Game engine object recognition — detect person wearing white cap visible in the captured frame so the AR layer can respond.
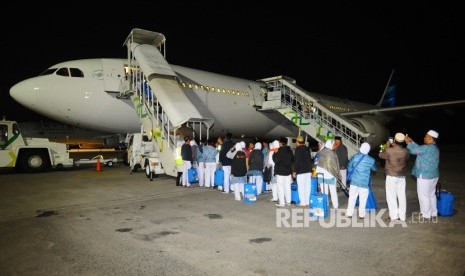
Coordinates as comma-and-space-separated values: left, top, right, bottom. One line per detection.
316, 139, 341, 209
273, 137, 295, 207
227, 143, 248, 201
346, 142, 377, 218
404, 130, 440, 219
379, 133, 410, 221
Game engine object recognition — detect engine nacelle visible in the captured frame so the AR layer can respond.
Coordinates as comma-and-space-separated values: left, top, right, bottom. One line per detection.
349, 117, 390, 150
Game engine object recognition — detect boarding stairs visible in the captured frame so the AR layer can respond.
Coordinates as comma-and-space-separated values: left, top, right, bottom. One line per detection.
258, 76, 371, 157
119, 28, 214, 177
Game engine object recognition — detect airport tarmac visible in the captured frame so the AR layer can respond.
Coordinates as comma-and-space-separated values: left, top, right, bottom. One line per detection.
0, 145, 464, 276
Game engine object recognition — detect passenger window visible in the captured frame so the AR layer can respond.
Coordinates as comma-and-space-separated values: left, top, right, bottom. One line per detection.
56, 68, 70, 77
70, 68, 84, 78
0, 125, 7, 146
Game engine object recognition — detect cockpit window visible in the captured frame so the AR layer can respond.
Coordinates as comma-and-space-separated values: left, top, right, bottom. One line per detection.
39, 68, 57, 76
70, 68, 84, 78
56, 67, 70, 77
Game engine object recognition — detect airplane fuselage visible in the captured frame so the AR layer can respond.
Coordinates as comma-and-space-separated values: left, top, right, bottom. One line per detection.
10, 58, 392, 146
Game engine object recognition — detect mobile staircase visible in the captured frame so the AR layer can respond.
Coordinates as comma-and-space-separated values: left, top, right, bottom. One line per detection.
119, 28, 213, 177
259, 76, 371, 157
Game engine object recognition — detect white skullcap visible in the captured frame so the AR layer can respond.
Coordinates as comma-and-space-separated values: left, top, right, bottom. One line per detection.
235, 143, 242, 151
360, 142, 371, 154
427, 130, 439, 139
394, 133, 405, 143
325, 139, 334, 149
189, 140, 197, 146
240, 141, 246, 149
254, 142, 262, 150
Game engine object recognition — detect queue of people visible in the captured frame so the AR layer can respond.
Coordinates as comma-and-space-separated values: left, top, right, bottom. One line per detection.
176, 129, 441, 221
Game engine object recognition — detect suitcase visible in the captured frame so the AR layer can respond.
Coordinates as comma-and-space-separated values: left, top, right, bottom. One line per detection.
291, 183, 300, 204
214, 168, 224, 187
437, 190, 454, 216
188, 167, 198, 183
244, 183, 257, 204
310, 173, 329, 218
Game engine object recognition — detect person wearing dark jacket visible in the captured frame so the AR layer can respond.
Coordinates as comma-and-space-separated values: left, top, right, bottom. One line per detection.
227, 143, 248, 201
273, 137, 295, 207
293, 136, 312, 206
219, 133, 234, 193
334, 136, 349, 189
248, 142, 264, 195
181, 136, 193, 187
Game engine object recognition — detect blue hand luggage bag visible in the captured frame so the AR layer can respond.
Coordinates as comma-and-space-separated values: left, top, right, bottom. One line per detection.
244, 183, 257, 204
310, 173, 329, 218
188, 167, 198, 183
214, 168, 224, 187
291, 183, 300, 204
437, 190, 454, 216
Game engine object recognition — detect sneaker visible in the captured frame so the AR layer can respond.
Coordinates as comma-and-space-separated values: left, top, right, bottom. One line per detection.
270, 199, 278, 202
275, 203, 285, 207
222, 191, 229, 194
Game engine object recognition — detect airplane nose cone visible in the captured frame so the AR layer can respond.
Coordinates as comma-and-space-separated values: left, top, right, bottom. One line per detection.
9, 79, 37, 108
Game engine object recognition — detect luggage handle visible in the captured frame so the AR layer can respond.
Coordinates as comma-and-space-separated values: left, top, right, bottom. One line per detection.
316, 173, 325, 193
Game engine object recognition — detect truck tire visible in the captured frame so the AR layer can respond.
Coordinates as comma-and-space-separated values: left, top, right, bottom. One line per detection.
18, 149, 51, 173
106, 160, 114, 167
145, 160, 157, 180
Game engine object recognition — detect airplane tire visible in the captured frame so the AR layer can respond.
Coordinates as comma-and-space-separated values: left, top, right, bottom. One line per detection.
18, 149, 50, 173
106, 161, 114, 167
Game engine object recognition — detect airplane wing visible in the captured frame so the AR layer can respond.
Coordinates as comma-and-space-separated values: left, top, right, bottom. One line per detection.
340, 99, 465, 117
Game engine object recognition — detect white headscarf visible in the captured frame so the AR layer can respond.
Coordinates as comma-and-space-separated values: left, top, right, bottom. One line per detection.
240, 141, 246, 149
254, 142, 262, 150
268, 140, 280, 167
235, 142, 242, 151
325, 139, 334, 149
360, 142, 371, 154
190, 140, 197, 146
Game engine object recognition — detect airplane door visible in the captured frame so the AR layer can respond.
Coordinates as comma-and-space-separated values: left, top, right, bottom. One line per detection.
248, 82, 264, 107
102, 59, 125, 92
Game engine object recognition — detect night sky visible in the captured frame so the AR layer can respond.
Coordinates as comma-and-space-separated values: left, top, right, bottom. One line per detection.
1, 2, 464, 143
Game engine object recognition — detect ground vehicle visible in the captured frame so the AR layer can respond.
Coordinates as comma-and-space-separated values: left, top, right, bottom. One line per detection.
74, 155, 118, 168
127, 133, 164, 180
0, 119, 73, 172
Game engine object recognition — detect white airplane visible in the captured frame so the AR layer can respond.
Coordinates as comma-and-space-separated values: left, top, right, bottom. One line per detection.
9, 58, 465, 149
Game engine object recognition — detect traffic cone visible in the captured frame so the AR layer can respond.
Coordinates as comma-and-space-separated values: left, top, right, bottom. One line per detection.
96, 158, 102, 172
